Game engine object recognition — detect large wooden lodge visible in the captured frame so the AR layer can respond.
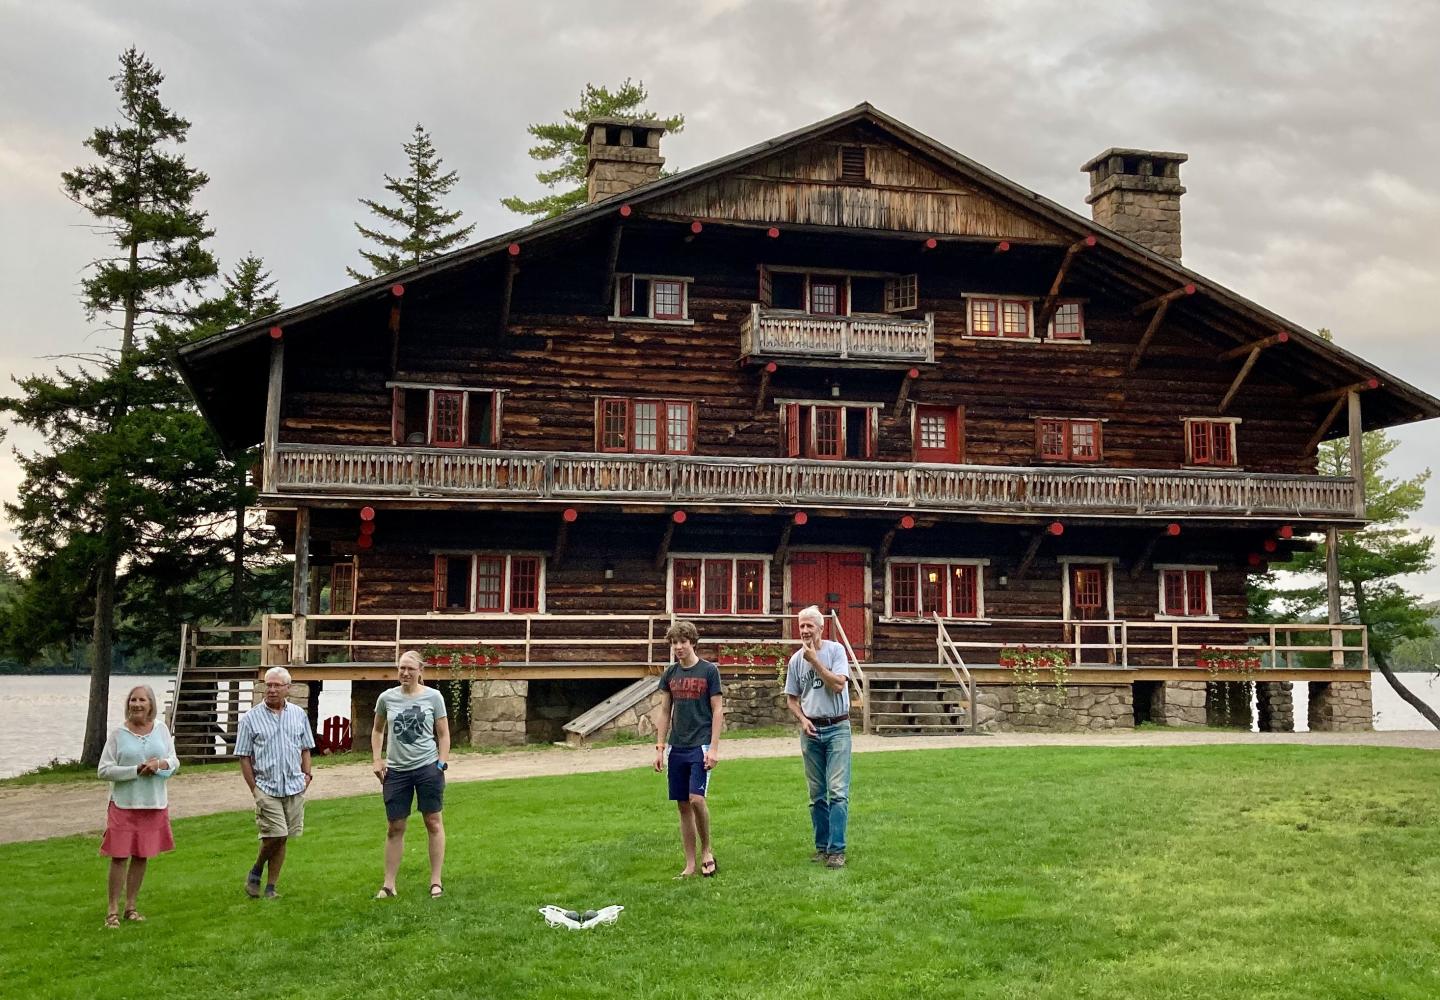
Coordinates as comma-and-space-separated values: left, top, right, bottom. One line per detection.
174, 104, 1440, 751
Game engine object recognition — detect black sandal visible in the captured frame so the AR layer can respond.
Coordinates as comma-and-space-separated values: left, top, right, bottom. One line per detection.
430, 883, 444, 898
701, 858, 718, 877
374, 886, 397, 899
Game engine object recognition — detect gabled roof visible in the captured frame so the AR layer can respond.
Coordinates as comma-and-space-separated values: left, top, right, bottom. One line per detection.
179, 102, 1440, 429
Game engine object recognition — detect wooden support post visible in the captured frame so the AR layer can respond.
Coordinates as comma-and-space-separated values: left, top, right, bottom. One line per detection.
1218, 347, 1261, 414
1303, 394, 1347, 456
1126, 298, 1171, 373
1326, 525, 1344, 666
263, 334, 284, 493
876, 527, 897, 565
1129, 523, 1181, 580
1014, 532, 1045, 581
894, 367, 919, 416
775, 522, 793, 566
497, 258, 518, 336
754, 361, 777, 418
653, 511, 685, 570
1217, 330, 1288, 362
1348, 390, 1365, 518
600, 223, 624, 308
1036, 235, 1095, 332
387, 285, 404, 376
553, 509, 578, 569
291, 506, 310, 665
1299, 377, 1379, 406
1131, 283, 1197, 316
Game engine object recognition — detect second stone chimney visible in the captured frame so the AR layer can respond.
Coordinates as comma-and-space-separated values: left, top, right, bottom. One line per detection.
1081, 148, 1188, 261
584, 117, 667, 203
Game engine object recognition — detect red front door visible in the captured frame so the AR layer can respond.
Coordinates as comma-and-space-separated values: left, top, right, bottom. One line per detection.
914, 405, 961, 464
789, 551, 868, 659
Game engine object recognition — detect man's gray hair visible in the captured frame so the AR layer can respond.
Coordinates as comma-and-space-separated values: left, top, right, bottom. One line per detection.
264, 666, 292, 685
797, 605, 826, 626
398, 649, 426, 670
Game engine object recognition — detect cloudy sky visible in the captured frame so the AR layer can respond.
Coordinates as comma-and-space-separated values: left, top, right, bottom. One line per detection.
2, 0, 1437, 596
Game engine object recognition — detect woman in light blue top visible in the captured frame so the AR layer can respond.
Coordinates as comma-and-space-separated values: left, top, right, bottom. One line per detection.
97, 685, 178, 929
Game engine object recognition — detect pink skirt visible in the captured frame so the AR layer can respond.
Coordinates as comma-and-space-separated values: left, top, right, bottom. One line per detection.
99, 801, 174, 858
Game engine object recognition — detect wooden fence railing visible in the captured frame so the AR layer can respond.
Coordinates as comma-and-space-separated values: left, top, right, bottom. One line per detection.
271, 446, 1359, 519
741, 305, 935, 362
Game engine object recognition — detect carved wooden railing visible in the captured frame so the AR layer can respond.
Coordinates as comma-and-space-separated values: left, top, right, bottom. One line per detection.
741, 304, 935, 362
272, 445, 1360, 519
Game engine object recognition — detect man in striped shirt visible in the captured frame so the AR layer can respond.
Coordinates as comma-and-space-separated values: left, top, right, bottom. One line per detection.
236, 666, 316, 898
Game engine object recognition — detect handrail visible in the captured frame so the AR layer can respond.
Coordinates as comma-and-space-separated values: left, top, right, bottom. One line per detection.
270, 443, 1360, 519
825, 611, 868, 732
933, 616, 976, 733
167, 623, 191, 729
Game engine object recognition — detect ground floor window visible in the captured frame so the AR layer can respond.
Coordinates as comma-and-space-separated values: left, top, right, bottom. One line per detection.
886, 559, 986, 619
669, 555, 770, 615
327, 561, 356, 615
1157, 565, 1214, 618
432, 553, 545, 613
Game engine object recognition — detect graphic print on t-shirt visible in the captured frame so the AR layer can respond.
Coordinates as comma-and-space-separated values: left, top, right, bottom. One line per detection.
392, 705, 428, 744
670, 675, 710, 700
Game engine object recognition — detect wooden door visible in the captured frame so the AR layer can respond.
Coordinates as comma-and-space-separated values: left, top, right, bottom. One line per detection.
914, 405, 961, 464
789, 552, 869, 659
1067, 565, 1113, 665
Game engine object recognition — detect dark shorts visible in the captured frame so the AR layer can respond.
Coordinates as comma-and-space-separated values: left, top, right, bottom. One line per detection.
383, 763, 445, 821
667, 745, 710, 802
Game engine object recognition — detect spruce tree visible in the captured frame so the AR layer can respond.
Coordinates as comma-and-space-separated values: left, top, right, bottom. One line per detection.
348, 124, 475, 281
0, 48, 219, 765
502, 80, 685, 219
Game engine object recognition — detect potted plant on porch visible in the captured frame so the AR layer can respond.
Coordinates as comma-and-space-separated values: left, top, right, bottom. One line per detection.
1194, 645, 1263, 679
998, 645, 1071, 702
717, 642, 791, 680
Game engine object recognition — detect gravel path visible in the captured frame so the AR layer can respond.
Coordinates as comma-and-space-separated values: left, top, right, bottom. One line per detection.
4, 729, 1436, 846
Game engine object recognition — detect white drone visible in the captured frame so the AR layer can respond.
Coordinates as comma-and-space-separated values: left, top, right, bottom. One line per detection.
538, 904, 624, 930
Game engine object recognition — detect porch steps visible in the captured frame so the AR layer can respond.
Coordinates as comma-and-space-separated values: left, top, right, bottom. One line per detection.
166, 665, 261, 763
865, 678, 973, 736
563, 676, 661, 746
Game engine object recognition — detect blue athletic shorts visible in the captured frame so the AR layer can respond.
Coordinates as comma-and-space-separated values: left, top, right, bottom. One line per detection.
383, 763, 445, 821
666, 745, 710, 801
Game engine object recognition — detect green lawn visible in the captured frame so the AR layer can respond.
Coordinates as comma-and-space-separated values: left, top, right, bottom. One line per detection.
6, 746, 1440, 999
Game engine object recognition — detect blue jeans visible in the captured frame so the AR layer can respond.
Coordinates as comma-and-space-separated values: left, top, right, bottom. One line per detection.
801, 722, 851, 854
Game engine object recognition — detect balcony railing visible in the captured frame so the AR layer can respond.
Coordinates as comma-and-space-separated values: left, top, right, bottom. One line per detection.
271, 444, 1360, 519
741, 304, 935, 362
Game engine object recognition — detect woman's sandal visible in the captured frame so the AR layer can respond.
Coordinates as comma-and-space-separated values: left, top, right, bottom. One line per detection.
123, 908, 146, 922
374, 886, 397, 899
103, 913, 120, 930
701, 858, 718, 877
430, 883, 444, 898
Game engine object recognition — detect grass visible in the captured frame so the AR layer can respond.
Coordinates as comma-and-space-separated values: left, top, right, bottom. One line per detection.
5, 745, 1440, 999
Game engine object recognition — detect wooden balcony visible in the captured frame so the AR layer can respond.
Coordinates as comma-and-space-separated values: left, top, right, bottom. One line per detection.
270, 445, 1360, 520
740, 304, 935, 362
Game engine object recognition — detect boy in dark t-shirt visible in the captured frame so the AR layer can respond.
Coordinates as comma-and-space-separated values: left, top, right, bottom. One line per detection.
653, 620, 724, 878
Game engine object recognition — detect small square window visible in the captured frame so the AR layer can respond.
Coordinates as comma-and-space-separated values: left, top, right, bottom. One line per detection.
1051, 302, 1084, 340
1001, 300, 1030, 337
970, 298, 998, 336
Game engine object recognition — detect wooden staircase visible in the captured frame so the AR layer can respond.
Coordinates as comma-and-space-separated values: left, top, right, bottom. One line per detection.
165, 624, 264, 763
860, 618, 977, 736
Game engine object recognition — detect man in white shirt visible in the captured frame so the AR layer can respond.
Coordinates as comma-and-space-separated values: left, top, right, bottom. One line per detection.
235, 666, 315, 898
783, 605, 852, 869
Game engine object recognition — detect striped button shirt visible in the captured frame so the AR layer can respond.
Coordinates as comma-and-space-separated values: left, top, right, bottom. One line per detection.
235, 702, 316, 797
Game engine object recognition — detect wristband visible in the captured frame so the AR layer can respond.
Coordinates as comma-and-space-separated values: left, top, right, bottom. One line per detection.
436, 761, 448, 772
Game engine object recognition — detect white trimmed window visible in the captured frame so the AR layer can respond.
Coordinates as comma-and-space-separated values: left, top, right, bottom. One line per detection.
1047, 301, 1086, 341
389, 383, 503, 447
612, 274, 693, 323
1157, 565, 1216, 619
432, 553, 545, 613
781, 401, 880, 460
1184, 418, 1239, 466
596, 397, 695, 454
1036, 417, 1102, 462
886, 559, 987, 619
760, 267, 919, 315
668, 555, 771, 615
965, 295, 1034, 339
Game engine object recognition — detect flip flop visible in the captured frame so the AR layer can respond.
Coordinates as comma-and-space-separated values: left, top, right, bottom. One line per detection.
430, 883, 444, 898
701, 858, 718, 877
374, 886, 397, 899
123, 908, 146, 922
103, 913, 120, 930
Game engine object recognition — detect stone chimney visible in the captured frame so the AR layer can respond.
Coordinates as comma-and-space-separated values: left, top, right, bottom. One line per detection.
584, 117, 667, 203
1081, 148, 1188, 261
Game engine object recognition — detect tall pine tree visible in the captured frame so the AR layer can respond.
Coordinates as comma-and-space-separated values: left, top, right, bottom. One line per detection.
348, 124, 475, 281
502, 80, 684, 219
1, 48, 220, 765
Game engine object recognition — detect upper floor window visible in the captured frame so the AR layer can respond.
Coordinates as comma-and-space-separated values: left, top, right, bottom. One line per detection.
1185, 419, 1238, 467
1048, 301, 1086, 341
391, 384, 501, 447
432, 553, 544, 613
1158, 566, 1214, 619
760, 267, 919, 316
913, 404, 964, 464
612, 274, 692, 323
783, 402, 877, 460
887, 560, 986, 619
966, 296, 1033, 339
595, 397, 695, 454
669, 555, 770, 615
1036, 417, 1102, 462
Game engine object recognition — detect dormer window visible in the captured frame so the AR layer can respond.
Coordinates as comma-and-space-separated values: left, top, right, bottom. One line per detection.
612, 274, 693, 323
1048, 301, 1086, 340
965, 295, 1034, 339
760, 267, 918, 316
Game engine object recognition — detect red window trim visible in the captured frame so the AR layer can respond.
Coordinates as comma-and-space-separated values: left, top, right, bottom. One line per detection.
1036, 418, 1102, 463
671, 556, 768, 615
395, 387, 500, 447
430, 390, 465, 448
651, 279, 686, 321
735, 560, 765, 614
615, 273, 691, 320
1049, 301, 1086, 340
330, 561, 356, 615
1187, 420, 1236, 466
968, 296, 1033, 339
473, 556, 506, 613
596, 397, 696, 455
889, 561, 981, 619
913, 404, 965, 464
1161, 568, 1212, 617
784, 403, 877, 461
702, 559, 733, 614
1071, 567, 1105, 612
673, 558, 701, 614
509, 556, 541, 613
432, 554, 544, 614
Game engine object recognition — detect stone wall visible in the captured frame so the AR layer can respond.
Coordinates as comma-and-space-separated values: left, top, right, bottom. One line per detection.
1255, 682, 1295, 733
975, 684, 1134, 732
470, 679, 528, 747
1153, 680, 1207, 726
350, 680, 388, 754
1308, 680, 1373, 732
585, 678, 793, 744
587, 690, 663, 744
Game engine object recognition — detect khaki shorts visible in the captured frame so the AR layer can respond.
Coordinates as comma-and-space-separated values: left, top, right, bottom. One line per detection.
254, 790, 305, 839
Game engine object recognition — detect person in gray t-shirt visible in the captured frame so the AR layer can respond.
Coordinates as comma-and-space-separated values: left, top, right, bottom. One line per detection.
653, 620, 724, 879
783, 606, 853, 868
371, 650, 450, 899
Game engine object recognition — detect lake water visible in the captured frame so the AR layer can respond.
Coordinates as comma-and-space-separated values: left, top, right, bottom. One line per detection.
0, 675, 352, 779
2, 672, 1436, 779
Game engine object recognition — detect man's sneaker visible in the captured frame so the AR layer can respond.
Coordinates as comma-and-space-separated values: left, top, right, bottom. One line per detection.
244, 873, 261, 898
809, 850, 827, 863
824, 852, 847, 869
